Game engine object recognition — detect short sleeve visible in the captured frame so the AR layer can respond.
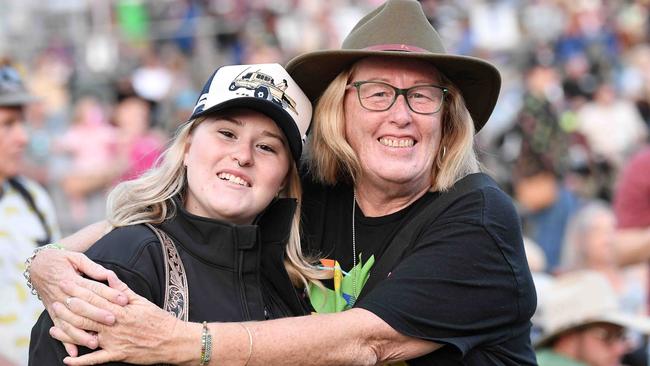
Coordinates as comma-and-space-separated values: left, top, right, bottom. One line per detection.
356, 187, 537, 358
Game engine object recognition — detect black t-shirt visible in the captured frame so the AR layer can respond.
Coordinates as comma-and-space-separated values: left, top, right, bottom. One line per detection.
301, 173, 538, 365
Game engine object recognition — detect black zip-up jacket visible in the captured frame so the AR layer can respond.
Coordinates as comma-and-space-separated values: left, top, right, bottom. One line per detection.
29, 198, 307, 365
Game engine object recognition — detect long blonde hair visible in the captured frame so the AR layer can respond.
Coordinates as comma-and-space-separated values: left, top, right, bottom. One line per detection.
106, 114, 325, 288
307, 62, 480, 191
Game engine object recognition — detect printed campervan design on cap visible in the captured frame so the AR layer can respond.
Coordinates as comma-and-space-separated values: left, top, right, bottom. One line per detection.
228, 67, 299, 115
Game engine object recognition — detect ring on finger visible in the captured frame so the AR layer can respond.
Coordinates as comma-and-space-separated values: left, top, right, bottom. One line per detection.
65, 296, 74, 308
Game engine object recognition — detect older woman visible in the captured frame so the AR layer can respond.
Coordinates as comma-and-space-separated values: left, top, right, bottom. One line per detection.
27, 0, 536, 364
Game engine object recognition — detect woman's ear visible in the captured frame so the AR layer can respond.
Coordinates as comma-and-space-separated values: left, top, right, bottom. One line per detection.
183, 136, 192, 167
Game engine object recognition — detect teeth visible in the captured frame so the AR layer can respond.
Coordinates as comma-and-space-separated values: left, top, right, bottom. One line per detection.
217, 173, 250, 187
379, 137, 414, 148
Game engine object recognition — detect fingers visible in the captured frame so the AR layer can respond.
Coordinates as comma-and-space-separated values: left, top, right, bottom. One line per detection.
64, 349, 115, 366
46, 302, 83, 355
49, 325, 77, 345
75, 277, 127, 311
67, 290, 117, 325
63, 342, 79, 358
51, 302, 101, 348
68, 254, 128, 306
60, 280, 120, 325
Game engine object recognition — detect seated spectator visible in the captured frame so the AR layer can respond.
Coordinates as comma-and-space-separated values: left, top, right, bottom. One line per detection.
535, 270, 650, 366
612, 145, 650, 267
512, 152, 582, 273
560, 200, 648, 365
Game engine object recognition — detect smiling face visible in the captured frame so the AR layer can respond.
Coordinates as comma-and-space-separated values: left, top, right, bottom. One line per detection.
0, 107, 28, 183
344, 57, 443, 194
183, 108, 291, 225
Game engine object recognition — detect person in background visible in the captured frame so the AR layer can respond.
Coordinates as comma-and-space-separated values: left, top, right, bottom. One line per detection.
27, 1, 537, 364
0, 64, 60, 365
54, 96, 117, 228
535, 270, 650, 366
110, 96, 165, 182
511, 151, 582, 273
612, 145, 650, 268
560, 200, 648, 365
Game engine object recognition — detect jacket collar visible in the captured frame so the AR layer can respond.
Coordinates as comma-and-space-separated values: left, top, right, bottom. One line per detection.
160, 197, 297, 266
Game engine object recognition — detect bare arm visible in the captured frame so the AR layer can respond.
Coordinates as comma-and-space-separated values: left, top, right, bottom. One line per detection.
614, 227, 650, 266
52, 287, 440, 365
193, 309, 441, 365
57, 220, 112, 252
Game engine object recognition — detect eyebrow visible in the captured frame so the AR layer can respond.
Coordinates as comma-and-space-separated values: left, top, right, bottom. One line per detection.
219, 116, 286, 145
359, 77, 441, 85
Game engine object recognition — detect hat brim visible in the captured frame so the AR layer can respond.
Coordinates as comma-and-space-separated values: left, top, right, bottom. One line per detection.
0, 92, 40, 107
535, 312, 650, 348
191, 97, 302, 163
286, 50, 501, 133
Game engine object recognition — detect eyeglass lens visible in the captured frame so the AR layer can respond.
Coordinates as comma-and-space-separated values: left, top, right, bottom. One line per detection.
356, 82, 444, 114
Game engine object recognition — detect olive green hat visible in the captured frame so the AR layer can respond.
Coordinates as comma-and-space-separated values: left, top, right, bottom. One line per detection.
285, 0, 501, 132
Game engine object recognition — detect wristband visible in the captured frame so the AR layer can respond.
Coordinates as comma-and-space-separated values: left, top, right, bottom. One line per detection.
23, 242, 64, 299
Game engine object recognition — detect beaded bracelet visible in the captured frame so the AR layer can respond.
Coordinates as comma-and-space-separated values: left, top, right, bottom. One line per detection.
23, 242, 64, 300
200, 321, 212, 365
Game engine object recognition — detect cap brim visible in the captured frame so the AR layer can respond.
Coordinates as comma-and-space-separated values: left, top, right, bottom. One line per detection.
286, 50, 501, 133
0, 92, 40, 107
191, 97, 302, 163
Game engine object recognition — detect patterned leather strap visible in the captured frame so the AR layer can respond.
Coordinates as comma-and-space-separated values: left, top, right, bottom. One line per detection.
145, 223, 189, 321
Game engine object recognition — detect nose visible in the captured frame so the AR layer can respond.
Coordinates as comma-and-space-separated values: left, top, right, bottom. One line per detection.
231, 143, 253, 167
389, 94, 413, 127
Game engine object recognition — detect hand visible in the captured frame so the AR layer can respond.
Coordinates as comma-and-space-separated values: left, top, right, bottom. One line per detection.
30, 249, 128, 353
50, 287, 184, 365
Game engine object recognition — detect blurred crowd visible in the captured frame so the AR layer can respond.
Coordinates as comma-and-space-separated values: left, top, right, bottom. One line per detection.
2, 0, 650, 365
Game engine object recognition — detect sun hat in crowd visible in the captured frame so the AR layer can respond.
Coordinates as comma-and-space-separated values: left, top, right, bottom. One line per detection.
0, 65, 40, 107
189, 63, 312, 164
534, 270, 650, 347
285, 0, 501, 133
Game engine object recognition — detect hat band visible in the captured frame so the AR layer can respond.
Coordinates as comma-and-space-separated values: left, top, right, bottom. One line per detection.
363, 44, 429, 52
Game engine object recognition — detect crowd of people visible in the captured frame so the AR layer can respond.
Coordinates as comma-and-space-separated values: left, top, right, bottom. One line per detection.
1, 0, 650, 365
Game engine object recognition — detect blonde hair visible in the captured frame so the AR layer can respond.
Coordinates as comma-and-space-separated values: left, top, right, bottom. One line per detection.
307, 62, 480, 192
107, 114, 325, 288
560, 200, 615, 271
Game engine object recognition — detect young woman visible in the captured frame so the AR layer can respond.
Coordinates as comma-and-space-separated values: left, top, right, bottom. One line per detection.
28, 63, 323, 365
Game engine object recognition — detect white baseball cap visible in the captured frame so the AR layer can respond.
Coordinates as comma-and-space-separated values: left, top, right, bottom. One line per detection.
189, 63, 312, 163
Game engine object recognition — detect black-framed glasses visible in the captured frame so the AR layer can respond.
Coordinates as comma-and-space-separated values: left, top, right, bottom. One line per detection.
346, 80, 447, 115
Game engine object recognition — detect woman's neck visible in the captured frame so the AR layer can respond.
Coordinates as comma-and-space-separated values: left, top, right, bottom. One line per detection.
353, 177, 430, 217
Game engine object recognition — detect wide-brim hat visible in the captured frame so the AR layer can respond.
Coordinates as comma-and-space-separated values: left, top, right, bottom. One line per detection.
189, 63, 312, 163
285, 0, 501, 133
0, 65, 40, 107
534, 270, 650, 348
